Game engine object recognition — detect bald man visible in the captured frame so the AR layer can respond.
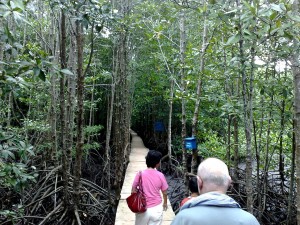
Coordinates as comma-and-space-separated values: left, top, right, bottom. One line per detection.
171, 158, 260, 225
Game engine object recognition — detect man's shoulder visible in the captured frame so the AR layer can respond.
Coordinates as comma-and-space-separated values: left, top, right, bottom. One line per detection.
172, 206, 259, 225
238, 209, 260, 224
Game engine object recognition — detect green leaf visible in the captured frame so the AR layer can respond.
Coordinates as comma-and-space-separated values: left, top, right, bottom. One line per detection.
5, 76, 17, 83
224, 9, 237, 15
33, 67, 40, 77
282, 89, 287, 98
0, 61, 9, 65
284, 31, 293, 39
270, 12, 277, 20
287, 11, 300, 23
243, 1, 256, 15
276, 20, 281, 28
3, 11, 11, 17
11, 0, 25, 11
12, 166, 20, 175
225, 34, 239, 45
26, 148, 34, 156
270, 4, 283, 12
1, 150, 15, 159
60, 69, 74, 76
19, 141, 26, 148
0, 134, 13, 141
4, 24, 14, 42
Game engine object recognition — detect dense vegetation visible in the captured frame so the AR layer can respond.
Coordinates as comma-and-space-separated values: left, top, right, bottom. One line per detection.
1, 0, 300, 224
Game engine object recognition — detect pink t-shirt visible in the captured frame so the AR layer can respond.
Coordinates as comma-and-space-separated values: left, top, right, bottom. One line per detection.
133, 169, 168, 208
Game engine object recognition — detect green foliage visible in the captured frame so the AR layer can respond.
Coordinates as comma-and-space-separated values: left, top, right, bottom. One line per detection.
0, 162, 36, 190
198, 131, 227, 159
0, 128, 37, 191
83, 142, 101, 152
171, 134, 183, 155
83, 125, 103, 153
0, 0, 27, 22
84, 125, 103, 137
0, 205, 24, 224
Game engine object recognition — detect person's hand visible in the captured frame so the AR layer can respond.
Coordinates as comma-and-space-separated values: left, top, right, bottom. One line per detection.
163, 203, 168, 211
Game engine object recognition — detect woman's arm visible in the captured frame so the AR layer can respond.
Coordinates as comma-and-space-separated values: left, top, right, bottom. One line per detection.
162, 190, 168, 211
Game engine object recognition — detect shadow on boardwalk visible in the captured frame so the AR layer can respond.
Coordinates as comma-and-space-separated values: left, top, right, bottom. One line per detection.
115, 131, 175, 225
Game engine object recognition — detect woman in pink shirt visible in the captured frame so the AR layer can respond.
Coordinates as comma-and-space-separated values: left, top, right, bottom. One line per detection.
131, 150, 168, 225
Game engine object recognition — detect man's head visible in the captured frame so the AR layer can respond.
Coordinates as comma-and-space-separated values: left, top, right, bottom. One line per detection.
197, 158, 231, 194
146, 150, 162, 168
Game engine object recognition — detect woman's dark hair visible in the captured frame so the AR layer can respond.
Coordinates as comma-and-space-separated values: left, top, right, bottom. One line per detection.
146, 150, 162, 168
189, 176, 199, 193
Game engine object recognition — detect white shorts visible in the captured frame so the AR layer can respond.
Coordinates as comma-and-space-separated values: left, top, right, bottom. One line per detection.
135, 203, 163, 225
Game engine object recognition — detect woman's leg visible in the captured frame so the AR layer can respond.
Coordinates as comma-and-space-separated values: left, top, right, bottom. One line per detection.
148, 204, 163, 225
135, 211, 149, 225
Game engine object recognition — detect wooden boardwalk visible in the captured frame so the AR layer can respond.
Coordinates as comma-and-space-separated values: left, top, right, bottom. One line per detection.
115, 131, 175, 225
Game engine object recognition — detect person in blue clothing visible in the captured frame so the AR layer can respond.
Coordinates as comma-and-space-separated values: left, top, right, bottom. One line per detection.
171, 157, 260, 225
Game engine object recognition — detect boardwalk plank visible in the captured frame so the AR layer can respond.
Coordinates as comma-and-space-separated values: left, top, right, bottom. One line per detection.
115, 132, 175, 224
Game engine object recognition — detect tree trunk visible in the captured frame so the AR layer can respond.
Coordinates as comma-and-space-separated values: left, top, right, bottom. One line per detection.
232, 116, 239, 189
59, 10, 71, 208
291, 46, 300, 225
73, 20, 84, 221
7, 91, 12, 127
291, 1, 300, 223
105, 81, 115, 200
113, 0, 130, 199
226, 115, 231, 162
49, 16, 60, 162
66, 32, 76, 163
49, 72, 58, 161
279, 97, 285, 193
238, 11, 255, 212
191, 2, 208, 174
179, 9, 188, 188
168, 78, 174, 166
287, 120, 296, 225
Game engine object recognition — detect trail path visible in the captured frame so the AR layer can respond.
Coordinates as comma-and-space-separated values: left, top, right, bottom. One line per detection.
115, 131, 175, 225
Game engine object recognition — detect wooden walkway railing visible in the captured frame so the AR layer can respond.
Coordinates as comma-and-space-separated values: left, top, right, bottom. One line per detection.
115, 131, 175, 225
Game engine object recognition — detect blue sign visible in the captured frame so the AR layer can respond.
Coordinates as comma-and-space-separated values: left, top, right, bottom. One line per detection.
185, 137, 197, 150
154, 121, 165, 132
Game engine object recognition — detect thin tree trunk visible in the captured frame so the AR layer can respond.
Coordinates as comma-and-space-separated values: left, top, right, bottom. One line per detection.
232, 116, 239, 189
49, 17, 60, 162
287, 120, 296, 225
291, 45, 300, 225
59, 10, 70, 207
105, 81, 115, 201
179, 9, 188, 187
113, 0, 130, 198
49, 72, 57, 161
156, 28, 175, 168
86, 23, 96, 142
0, 19, 3, 64
73, 19, 84, 210
279, 98, 285, 193
238, 10, 255, 212
7, 91, 12, 127
191, 2, 208, 174
290, 1, 300, 223
66, 33, 76, 165
227, 115, 231, 162
168, 78, 174, 166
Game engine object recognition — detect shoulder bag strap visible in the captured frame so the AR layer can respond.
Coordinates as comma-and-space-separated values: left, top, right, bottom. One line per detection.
138, 171, 144, 193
